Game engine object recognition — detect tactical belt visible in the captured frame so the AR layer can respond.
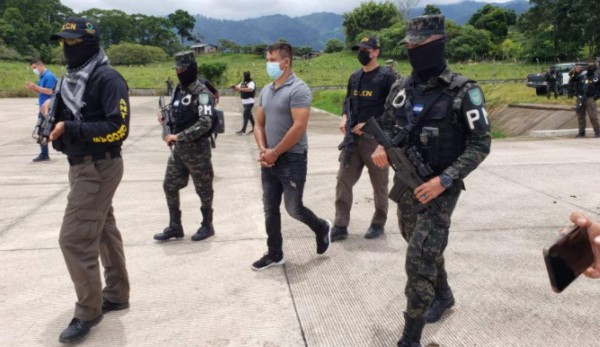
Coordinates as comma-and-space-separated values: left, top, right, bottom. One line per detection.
68, 148, 121, 166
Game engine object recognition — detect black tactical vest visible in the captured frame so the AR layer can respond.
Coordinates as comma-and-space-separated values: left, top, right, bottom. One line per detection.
240, 80, 255, 99
170, 82, 215, 134
394, 74, 468, 176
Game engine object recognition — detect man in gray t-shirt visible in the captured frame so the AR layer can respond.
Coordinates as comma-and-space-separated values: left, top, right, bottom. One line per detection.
251, 43, 333, 271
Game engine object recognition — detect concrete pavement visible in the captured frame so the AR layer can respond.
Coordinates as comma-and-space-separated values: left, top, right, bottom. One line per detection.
0, 96, 599, 347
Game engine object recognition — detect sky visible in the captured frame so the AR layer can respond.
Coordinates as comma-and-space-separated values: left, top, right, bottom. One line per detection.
60, 0, 517, 20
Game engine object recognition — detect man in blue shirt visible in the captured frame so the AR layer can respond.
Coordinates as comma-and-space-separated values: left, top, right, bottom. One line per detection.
26, 60, 57, 162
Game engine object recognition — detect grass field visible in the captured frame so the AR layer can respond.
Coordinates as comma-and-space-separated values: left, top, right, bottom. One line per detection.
2, 52, 574, 117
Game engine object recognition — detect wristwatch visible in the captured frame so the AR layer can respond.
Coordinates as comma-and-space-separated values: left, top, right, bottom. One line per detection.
440, 174, 453, 188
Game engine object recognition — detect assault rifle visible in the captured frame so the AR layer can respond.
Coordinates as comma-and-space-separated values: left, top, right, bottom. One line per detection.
159, 95, 173, 150
362, 117, 440, 212
35, 77, 63, 146
338, 99, 356, 167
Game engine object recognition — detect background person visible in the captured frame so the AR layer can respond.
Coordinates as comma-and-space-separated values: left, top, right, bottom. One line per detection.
546, 66, 558, 99
574, 63, 600, 138
232, 71, 256, 135
385, 59, 401, 79
25, 59, 57, 162
371, 15, 491, 347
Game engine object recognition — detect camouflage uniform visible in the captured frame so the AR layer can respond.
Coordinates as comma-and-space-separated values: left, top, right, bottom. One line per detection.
164, 115, 214, 210
381, 15, 491, 347
155, 51, 217, 242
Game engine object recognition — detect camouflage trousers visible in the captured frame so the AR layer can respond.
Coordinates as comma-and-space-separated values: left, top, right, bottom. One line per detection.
163, 138, 214, 211
397, 180, 461, 318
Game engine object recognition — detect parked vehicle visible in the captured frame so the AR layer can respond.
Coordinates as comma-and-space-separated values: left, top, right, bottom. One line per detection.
526, 62, 588, 96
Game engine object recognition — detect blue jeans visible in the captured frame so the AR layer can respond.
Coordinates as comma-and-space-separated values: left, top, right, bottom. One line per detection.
261, 152, 325, 258
38, 112, 49, 157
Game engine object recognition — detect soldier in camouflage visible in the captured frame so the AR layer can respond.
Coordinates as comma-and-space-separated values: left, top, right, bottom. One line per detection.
371, 15, 491, 347
154, 51, 217, 242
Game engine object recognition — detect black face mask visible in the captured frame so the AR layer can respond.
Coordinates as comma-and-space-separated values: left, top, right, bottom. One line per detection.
357, 51, 372, 66
243, 73, 251, 82
177, 62, 198, 87
407, 38, 447, 80
64, 39, 100, 69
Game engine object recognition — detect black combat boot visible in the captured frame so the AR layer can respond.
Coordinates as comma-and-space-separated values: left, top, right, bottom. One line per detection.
397, 313, 426, 347
191, 207, 215, 241
425, 287, 455, 323
154, 209, 184, 241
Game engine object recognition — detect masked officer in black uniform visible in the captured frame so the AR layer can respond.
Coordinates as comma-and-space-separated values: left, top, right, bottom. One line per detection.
371, 15, 491, 347
154, 51, 217, 242
48, 17, 131, 344
546, 66, 559, 99
332, 36, 397, 241
575, 63, 600, 137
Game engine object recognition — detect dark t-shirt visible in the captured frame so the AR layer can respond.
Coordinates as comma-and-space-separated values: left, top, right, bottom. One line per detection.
343, 66, 396, 124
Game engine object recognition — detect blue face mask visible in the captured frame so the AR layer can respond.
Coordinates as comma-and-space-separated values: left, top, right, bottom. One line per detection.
266, 61, 284, 80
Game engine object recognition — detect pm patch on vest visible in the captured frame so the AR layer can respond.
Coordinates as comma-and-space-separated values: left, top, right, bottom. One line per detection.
462, 86, 489, 134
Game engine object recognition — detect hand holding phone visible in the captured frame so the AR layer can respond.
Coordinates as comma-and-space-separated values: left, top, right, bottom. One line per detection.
543, 225, 594, 292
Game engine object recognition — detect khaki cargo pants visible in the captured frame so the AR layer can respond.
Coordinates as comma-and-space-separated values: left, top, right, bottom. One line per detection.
59, 156, 129, 321
334, 135, 389, 228
577, 97, 600, 135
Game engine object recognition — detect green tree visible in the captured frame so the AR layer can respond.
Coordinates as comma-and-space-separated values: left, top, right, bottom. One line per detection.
131, 14, 182, 55
342, 1, 401, 49
376, 22, 406, 58
79, 9, 133, 48
423, 5, 442, 15
324, 39, 344, 53
573, 0, 600, 56
446, 25, 494, 61
468, 4, 517, 44
218, 39, 241, 53
1, 8, 31, 56
296, 46, 313, 58
518, 0, 582, 61
168, 9, 196, 44
0, 0, 72, 57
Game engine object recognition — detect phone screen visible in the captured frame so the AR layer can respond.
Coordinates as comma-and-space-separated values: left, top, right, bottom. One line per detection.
543, 225, 594, 292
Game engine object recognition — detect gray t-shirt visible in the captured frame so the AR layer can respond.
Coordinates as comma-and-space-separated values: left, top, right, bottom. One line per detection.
258, 74, 311, 154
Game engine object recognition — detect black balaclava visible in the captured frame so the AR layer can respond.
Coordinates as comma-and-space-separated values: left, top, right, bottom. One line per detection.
358, 50, 372, 66
407, 37, 447, 81
587, 65, 596, 75
177, 61, 198, 87
64, 37, 100, 69
243, 72, 251, 82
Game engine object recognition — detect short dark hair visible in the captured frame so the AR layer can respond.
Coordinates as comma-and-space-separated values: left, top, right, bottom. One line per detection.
267, 43, 293, 65
30, 59, 43, 66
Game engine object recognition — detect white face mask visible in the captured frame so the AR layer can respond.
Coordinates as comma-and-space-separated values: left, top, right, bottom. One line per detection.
32, 68, 40, 76
266, 61, 284, 80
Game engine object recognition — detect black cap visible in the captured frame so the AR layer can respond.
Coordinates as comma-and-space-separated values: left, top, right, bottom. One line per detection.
352, 36, 380, 50
401, 15, 445, 45
174, 51, 196, 69
50, 17, 100, 40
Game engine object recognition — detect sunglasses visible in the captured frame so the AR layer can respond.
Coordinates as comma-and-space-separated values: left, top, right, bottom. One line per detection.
58, 38, 84, 47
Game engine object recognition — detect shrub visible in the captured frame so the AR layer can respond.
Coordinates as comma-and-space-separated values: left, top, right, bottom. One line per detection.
198, 62, 227, 86
106, 43, 168, 65
0, 45, 21, 61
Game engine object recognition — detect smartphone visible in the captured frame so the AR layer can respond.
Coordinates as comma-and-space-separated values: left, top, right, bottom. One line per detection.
543, 225, 594, 293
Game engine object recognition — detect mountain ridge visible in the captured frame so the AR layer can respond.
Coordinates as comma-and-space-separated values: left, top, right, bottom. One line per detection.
193, 0, 529, 50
